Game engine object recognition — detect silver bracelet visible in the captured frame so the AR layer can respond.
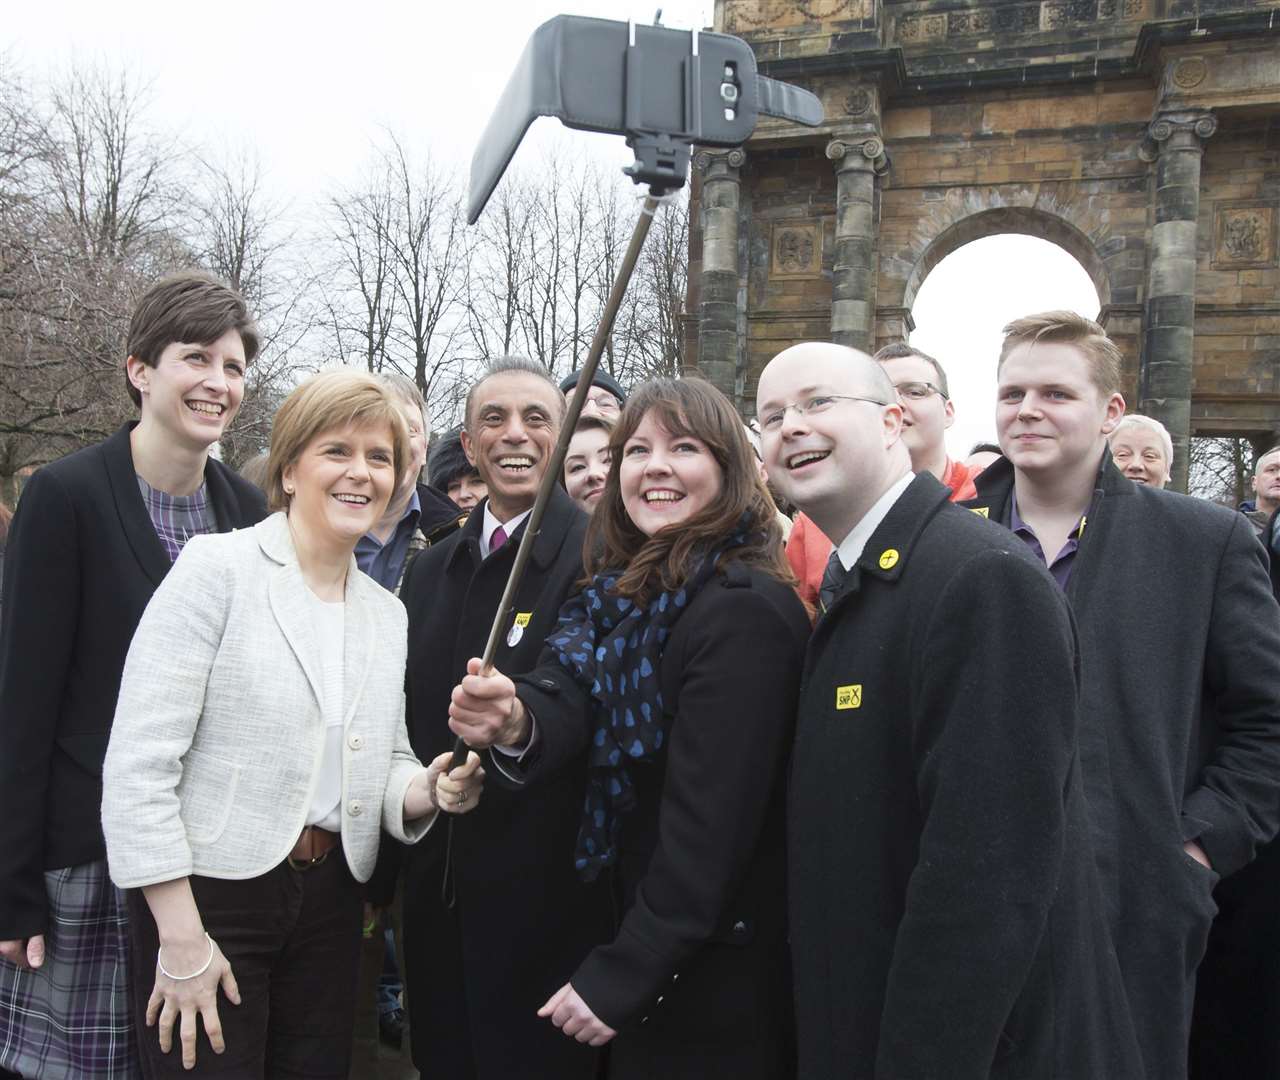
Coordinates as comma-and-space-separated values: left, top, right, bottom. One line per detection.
157, 932, 215, 981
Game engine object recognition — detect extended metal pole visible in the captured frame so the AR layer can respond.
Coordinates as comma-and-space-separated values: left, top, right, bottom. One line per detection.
450, 193, 662, 768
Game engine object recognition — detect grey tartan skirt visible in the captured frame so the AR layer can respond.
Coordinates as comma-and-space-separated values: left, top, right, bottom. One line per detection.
0, 859, 140, 1079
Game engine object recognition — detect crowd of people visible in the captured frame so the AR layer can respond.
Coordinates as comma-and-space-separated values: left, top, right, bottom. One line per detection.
0, 270, 1278, 1080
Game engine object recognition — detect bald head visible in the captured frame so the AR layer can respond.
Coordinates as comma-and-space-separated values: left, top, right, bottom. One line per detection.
760, 343, 895, 410
756, 341, 908, 544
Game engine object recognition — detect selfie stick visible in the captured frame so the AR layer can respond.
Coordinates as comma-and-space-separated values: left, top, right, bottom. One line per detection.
449, 194, 661, 769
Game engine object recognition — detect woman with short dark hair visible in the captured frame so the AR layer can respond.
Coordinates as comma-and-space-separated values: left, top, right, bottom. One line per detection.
0, 271, 267, 1079
448, 377, 809, 1078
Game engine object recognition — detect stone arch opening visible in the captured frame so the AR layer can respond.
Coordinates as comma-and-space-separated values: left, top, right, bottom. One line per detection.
905, 232, 1104, 458
901, 207, 1114, 319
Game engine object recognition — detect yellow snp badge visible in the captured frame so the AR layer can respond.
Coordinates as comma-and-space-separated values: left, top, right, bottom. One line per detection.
507, 612, 533, 648
836, 684, 863, 710
878, 549, 899, 570
970, 506, 990, 518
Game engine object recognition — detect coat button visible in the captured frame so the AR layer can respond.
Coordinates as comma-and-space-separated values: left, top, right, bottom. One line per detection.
347, 799, 364, 817
538, 678, 557, 690
656, 995, 665, 1005
732, 919, 747, 936
348, 734, 364, 750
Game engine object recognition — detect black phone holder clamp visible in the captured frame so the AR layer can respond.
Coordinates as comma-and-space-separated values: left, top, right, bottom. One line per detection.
467, 15, 825, 223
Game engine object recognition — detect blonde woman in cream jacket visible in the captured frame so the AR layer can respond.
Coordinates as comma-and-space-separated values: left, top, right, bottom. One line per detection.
103, 370, 484, 1078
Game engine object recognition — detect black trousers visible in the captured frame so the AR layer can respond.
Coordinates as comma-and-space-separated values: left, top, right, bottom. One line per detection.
127, 853, 363, 1079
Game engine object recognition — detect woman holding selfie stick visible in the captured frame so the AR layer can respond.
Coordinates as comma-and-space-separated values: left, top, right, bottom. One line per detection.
448, 377, 808, 1079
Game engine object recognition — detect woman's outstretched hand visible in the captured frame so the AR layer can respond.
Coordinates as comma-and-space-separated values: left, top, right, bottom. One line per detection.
448, 658, 530, 749
539, 982, 617, 1047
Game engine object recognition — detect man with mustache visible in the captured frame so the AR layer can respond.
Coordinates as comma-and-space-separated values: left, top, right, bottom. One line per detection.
397, 357, 613, 1080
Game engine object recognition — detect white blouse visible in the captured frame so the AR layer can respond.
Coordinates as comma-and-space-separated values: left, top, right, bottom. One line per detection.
305, 591, 346, 832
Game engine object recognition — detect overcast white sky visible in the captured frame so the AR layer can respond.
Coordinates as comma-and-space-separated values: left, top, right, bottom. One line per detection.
6, 1, 1100, 460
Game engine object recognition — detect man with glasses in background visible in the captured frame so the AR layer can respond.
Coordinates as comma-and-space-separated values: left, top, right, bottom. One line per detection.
783, 342, 979, 605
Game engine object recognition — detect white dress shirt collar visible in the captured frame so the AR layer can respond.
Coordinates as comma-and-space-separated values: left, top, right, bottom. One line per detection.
481, 502, 533, 558
834, 472, 915, 572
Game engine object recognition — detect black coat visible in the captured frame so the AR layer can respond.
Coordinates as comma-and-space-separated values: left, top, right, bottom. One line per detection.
1189, 503, 1280, 1080
510, 562, 809, 1080
0, 424, 266, 938
398, 487, 615, 1079
967, 455, 1280, 1080
792, 473, 1143, 1079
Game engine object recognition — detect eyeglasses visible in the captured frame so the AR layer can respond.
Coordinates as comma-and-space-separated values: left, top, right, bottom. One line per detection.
758, 394, 889, 432
894, 381, 946, 401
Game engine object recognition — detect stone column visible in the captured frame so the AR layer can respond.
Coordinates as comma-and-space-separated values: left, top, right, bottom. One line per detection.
826, 133, 888, 353
1138, 109, 1217, 492
694, 149, 745, 402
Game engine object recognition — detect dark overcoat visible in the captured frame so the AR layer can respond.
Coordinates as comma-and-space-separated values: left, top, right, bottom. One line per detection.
0, 423, 266, 939
398, 486, 615, 1079
510, 562, 809, 1080
792, 472, 1143, 1079
1190, 502, 1280, 1079
966, 455, 1280, 1080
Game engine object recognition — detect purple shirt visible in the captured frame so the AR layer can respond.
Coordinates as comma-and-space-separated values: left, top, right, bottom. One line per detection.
1008, 490, 1086, 591
136, 475, 219, 562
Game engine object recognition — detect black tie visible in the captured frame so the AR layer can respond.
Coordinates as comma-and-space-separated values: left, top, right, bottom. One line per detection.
818, 549, 847, 615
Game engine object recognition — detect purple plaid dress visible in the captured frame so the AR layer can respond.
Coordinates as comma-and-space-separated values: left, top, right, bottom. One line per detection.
0, 477, 216, 1079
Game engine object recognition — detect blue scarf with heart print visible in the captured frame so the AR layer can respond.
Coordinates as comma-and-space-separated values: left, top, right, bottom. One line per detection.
546, 523, 752, 882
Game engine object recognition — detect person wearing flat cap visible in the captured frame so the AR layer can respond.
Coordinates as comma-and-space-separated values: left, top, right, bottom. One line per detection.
559, 368, 627, 420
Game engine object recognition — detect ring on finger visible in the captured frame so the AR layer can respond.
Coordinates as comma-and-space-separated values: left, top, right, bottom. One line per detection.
457, 790, 467, 806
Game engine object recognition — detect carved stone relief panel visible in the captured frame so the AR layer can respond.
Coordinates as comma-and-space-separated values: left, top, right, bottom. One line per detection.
723, 0, 873, 32
1212, 202, 1277, 269
771, 223, 824, 278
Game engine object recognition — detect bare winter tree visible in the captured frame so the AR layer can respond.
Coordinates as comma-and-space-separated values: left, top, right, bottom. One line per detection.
383, 136, 469, 418
611, 189, 688, 386
191, 150, 316, 467
464, 148, 688, 398
323, 134, 472, 424
323, 163, 397, 375
0, 61, 186, 503
464, 177, 531, 362
1188, 435, 1254, 507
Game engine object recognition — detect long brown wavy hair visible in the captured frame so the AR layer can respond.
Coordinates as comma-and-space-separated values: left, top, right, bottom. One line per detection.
584, 377, 793, 603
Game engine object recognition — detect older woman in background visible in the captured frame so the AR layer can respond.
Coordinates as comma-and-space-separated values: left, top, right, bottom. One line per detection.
1108, 414, 1173, 488
102, 370, 484, 1078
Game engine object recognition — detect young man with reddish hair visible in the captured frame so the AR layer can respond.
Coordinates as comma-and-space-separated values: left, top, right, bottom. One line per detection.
965, 310, 1280, 1080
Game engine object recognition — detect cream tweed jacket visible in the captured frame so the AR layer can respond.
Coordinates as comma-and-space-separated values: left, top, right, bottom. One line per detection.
102, 511, 433, 889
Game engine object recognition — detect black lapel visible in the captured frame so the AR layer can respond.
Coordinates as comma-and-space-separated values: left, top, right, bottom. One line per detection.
102, 422, 171, 587
204, 459, 257, 531
445, 499, 486, 577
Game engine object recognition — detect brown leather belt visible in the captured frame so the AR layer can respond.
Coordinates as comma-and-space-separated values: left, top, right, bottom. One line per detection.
288, 826, 338, 871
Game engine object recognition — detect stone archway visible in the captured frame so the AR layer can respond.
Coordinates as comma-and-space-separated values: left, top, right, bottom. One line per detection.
685, 0, 1280, 491
891, 203, 1132, 393
899, 206, 1113, 321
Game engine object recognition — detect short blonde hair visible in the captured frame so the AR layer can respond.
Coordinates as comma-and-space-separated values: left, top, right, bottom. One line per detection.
266, 370, 409, 512
1109, 414, 1173, 472
999, 310, 1123, 397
